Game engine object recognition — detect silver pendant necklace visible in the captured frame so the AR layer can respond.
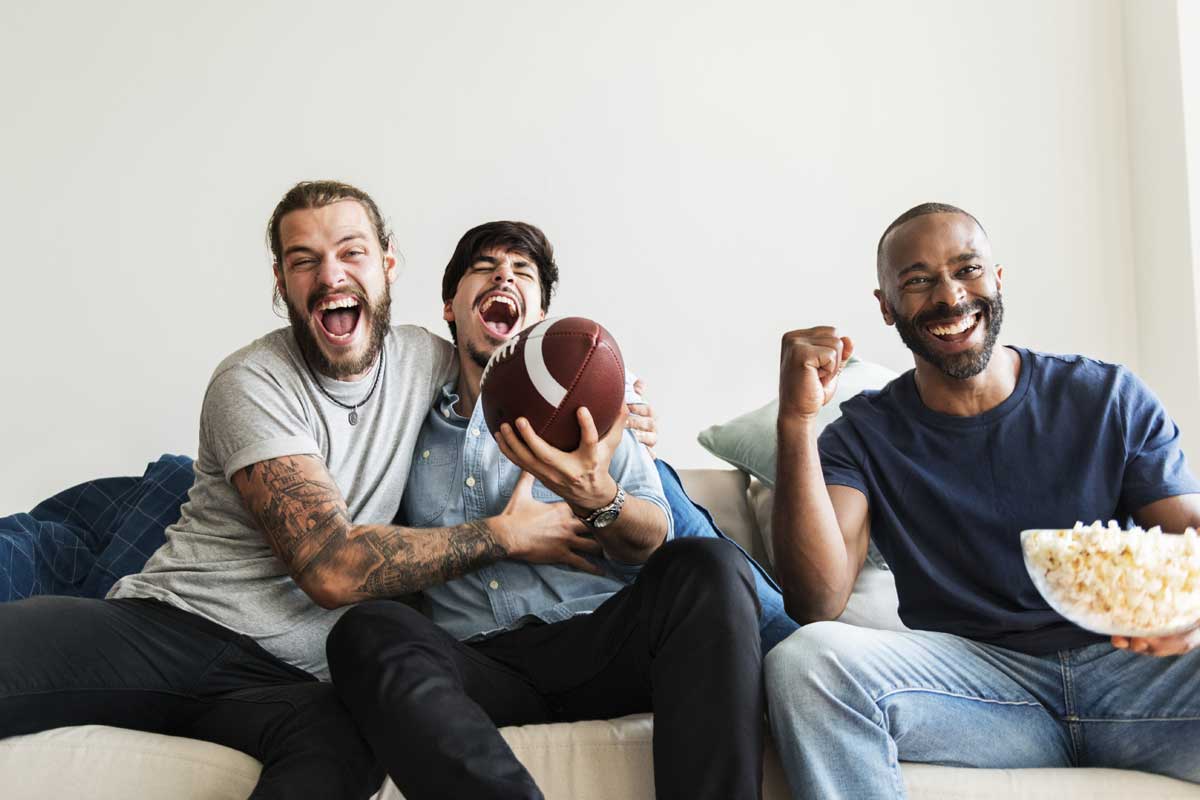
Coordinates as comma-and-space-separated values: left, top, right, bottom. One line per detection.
305, 345, 386, 427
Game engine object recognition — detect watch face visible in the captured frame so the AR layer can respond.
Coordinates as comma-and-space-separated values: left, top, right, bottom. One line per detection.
591, 509, 620, 529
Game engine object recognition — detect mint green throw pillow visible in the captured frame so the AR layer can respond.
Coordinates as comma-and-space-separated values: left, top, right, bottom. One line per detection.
697, 357, 899, 487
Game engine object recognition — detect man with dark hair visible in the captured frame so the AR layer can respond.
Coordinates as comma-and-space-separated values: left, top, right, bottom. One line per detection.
0, 183, 659, 799
439, 220, 559, 345
327, 220, 765, 800
765, 203, 1200, 797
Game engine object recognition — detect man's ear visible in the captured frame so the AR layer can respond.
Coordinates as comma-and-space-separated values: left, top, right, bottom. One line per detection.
443, 301, 454, 323
995, 264, 1003, 291
874, 289, 895, 326
273, 264, 286, 303
383, 240, 399, 284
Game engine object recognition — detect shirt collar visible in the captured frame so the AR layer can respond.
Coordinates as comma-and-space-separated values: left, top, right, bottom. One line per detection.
437, 378, 473, 425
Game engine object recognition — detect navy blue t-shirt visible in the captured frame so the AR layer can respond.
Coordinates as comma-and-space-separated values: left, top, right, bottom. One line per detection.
819, 347, 1200, 654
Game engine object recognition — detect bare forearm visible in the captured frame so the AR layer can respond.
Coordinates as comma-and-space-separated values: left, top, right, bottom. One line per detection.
773, 416, 859, 622
1135, 493, 1200, 534
594, 497, 668, 564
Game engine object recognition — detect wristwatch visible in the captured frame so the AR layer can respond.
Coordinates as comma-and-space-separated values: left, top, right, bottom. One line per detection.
580, 484, 626, 529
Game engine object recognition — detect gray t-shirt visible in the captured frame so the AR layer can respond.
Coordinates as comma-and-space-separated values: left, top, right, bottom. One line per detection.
108, 324, 456, 680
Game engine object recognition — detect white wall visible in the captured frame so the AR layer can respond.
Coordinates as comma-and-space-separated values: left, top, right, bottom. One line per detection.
1122, 0, 1200, 459
1180, 0, 1200, 390
0, 0, 1183, 510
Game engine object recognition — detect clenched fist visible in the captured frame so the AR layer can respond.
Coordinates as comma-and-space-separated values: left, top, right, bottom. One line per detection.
779, 326, 855, 419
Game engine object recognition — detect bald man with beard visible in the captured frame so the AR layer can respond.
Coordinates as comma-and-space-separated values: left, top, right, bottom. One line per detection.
765, 203, 1200, 798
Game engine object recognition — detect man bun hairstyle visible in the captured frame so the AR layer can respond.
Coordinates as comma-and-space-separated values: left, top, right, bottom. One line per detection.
441, 221, 559, 343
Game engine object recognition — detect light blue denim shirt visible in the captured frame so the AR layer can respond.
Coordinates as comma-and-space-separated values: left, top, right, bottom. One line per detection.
399, 380, 673, 642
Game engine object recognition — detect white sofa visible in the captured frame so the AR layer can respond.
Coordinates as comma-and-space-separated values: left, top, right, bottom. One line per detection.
3, 469, 1198, 799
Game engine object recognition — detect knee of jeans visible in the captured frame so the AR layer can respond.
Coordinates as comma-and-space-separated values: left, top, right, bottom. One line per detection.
648, 537, 758, 633
327, 600, 434, 678
648, 534, 748, 585
764, 621, 859, 700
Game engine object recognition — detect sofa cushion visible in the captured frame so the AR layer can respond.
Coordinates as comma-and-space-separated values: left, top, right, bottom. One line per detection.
697, 358, 898, 487
675, 468, 762, 560
0, 725, 260, 800
10, 722, 1198, 800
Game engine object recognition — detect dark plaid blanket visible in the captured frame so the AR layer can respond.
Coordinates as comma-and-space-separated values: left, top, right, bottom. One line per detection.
0, 455, 194, 602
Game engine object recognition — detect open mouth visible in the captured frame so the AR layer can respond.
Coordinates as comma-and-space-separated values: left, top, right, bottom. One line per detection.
477, 292, 521, 338
314, 295, 363, 345
925, 311, 981, 344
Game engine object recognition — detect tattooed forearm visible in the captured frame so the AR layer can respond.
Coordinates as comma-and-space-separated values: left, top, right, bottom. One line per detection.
352, 520, 506, 596
233, 455, 509, 606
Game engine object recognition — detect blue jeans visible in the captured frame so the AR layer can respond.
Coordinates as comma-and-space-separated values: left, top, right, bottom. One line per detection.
655, 460, 799, 654
765, 621, 1200, 798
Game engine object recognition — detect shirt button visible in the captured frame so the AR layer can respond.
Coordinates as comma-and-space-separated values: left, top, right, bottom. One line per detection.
488, 580, 500, 590
471, 428, 481, 437
422, 450, 430, 459
465, 476, 476, 488
442, 407, 450, 418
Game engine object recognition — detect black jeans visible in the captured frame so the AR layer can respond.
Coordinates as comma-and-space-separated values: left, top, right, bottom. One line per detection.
328, 538, 765, 800
0, 595, 381, 799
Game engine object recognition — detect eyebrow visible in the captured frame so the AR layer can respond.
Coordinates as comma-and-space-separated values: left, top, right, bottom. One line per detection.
283, 234, 368, 259
472, 256, 535, 269
897, 251, 982, 278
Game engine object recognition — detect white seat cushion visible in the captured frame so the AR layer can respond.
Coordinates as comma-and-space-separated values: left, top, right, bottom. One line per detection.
7, 722, 1197, 800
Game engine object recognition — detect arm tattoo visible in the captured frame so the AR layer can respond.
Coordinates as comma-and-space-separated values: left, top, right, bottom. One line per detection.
237, 455, 507, 602
353, 520, 504, 596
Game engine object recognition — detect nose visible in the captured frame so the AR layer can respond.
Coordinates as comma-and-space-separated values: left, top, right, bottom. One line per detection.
492, 262, 516, 285
316, 253, 348, 288
931, 275, 966, 309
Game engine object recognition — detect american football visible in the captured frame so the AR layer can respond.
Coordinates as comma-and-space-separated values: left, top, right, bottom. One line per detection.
480, 316, 625, 451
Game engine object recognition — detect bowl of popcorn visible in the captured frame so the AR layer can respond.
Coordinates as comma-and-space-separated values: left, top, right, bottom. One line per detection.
1021, 522, 1200, 638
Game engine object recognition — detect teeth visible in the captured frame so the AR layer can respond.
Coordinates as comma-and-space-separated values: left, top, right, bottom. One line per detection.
481, 295, 517, 315
928, 313, 978, 337
317, 297, 360, 312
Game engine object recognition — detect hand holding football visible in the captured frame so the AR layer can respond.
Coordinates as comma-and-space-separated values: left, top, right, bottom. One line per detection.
480, 316, 625, 452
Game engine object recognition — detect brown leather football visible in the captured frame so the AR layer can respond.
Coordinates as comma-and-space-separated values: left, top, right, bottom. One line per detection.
480, 316, 626, 452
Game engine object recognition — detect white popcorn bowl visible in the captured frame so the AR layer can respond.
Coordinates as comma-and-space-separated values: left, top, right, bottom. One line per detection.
1020, 528, 1200, 639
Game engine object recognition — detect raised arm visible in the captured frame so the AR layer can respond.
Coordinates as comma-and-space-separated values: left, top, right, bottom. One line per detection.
232, 454, 601, 609
773, 327, 872, 623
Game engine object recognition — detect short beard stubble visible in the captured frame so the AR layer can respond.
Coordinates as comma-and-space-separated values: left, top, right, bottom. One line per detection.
892, 292, 1005, 380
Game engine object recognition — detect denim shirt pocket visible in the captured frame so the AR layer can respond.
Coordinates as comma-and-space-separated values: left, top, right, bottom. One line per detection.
406, 442, 459, 526
498, 459, 522, 498
497, 462, 566, 508
531, 483, 563, 503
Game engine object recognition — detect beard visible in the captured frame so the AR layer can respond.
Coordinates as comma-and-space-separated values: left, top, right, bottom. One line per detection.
892, 292, 1004, 380
286, 282, 392, 380
466, 340, 494, 370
